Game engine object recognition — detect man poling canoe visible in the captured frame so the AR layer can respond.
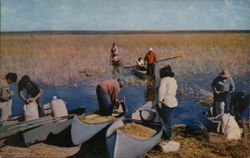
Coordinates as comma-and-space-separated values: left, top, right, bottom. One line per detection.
124, 55, 182, 69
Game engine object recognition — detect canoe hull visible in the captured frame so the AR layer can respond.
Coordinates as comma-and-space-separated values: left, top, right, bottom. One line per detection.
132, 69, 147, 80
71, 115, 114, 145
106, 120, 162, 158
22, 118, 72, 146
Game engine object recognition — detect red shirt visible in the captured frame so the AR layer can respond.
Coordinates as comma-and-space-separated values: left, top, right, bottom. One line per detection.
144, 51, 157, 64
98, 80, 120, 103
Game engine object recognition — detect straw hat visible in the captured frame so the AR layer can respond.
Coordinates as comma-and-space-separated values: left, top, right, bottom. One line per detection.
220, 70, 230, 78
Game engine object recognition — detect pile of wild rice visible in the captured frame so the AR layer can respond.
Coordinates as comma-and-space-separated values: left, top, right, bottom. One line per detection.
79, 114, 115, 124
119, 123, 157, 139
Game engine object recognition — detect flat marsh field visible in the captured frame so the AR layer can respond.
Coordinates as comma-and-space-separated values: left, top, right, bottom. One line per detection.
1, 32, 249, 88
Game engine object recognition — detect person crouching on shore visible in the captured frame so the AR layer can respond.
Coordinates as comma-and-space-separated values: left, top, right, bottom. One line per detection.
96, 79, 126, 116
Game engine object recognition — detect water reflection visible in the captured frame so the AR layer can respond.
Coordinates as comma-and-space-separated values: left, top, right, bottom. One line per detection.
145, 80, 156, 102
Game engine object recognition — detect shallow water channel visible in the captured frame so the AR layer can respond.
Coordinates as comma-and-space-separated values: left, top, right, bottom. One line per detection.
9, 83, 208, 128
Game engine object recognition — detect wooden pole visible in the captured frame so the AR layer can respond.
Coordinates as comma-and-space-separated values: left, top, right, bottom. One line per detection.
123, 56, 182, 69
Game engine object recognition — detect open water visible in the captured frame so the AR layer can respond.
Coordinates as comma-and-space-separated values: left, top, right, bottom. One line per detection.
8, 72, 249, 129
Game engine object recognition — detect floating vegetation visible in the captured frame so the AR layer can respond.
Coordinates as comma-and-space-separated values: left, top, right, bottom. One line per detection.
198, 89, 214, 107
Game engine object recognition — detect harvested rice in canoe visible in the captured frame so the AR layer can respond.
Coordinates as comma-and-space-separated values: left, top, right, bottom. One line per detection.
119, 123, 157, 139
79, 114, 116, 124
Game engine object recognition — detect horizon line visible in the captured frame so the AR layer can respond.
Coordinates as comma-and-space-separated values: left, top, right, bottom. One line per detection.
1, 29, 250, 34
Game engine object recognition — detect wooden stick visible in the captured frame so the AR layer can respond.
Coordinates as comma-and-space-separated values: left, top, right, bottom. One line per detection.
123, 56, 182, 69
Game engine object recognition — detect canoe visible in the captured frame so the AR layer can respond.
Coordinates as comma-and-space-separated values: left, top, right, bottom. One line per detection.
106, 119, 162, 158
132, 69, 147, 80
132, 68, 156, 81
131, 101, 161, 123
71, 102, 126, 145
22, 106, 85, 146
22, 115, 74, 146
106, 102, 163, 158
0, 115, 55, 140
0, 106, 85, 145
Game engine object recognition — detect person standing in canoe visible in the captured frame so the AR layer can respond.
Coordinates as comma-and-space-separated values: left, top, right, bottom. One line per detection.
144, 48, 158, 77
110, 42, 121, 77
111, 54, 121, 77
110, 42, 119, 65
156, 65, 178, 140
0, 73, 17, 121
211, 70, 235, 116
96, 79, 126, 116
18, 75, 43, 118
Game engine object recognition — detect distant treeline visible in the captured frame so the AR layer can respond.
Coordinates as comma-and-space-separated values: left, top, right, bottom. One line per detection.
1, 30, 250, 35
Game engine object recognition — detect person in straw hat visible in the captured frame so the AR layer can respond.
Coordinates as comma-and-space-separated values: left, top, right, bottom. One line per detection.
211, 70, 235, 116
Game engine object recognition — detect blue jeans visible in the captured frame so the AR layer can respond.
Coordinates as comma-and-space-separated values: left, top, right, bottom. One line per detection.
156, 105, 175, 140
96, 85, 113, 116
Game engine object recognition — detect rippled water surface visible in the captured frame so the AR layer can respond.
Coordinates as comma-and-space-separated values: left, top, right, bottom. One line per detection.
9, 83, 208, 128
9, 71, 249, 128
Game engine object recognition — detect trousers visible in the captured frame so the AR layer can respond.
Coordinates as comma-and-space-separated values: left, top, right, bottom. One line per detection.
96, 85, 113, 116
156, 104, 175, 140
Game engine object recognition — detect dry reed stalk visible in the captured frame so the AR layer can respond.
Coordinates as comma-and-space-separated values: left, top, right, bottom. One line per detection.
1, 33, 249, 86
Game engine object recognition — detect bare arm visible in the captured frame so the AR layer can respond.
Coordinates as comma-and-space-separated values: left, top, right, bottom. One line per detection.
18, 90, 28, 104
27, 88, 43, 103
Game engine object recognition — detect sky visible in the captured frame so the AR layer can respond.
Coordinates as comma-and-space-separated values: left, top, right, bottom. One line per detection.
1, 0, 250, 31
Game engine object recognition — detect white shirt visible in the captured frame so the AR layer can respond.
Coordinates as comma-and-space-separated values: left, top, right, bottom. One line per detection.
136, 60, 144, 66
158, 77, 178, 108
112, 46, 118, 55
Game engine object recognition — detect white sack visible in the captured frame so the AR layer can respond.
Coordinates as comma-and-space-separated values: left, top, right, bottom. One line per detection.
51, 99, 68, 118
24, 102, 39, 121
159, 141, 180, 153
221, 114, 241, 140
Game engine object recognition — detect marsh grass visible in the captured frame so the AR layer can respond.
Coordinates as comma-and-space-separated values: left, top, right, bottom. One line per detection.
1, 33, 249, 88
198, 90, 214, 107
143, 122, 250, 158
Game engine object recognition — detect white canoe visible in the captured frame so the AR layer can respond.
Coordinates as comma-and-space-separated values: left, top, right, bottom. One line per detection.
71, 99, 126, 145
71, 112, 125, 145
106, 101, 163, 158
106, 119, 162, 158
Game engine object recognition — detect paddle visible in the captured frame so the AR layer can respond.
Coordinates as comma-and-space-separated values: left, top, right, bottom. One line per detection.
123, 55, 182, 69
